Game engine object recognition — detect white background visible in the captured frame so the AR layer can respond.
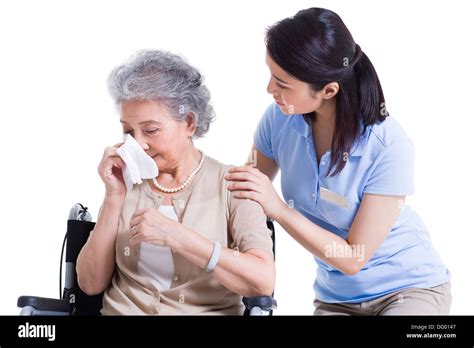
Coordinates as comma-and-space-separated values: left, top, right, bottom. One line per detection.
0, 0, 473, 315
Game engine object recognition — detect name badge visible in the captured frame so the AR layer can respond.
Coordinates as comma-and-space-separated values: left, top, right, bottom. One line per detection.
320, 187, 349, 209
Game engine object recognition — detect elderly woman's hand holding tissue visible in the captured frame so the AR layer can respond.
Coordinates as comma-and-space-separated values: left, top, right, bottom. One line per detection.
76, 50, 275, 315
97, 143, 127, 197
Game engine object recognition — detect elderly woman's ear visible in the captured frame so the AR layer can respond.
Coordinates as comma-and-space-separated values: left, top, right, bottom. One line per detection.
185, 112, 197, 138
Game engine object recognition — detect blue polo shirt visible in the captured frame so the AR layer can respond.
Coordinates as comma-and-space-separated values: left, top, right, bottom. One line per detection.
254, 103, 450, 303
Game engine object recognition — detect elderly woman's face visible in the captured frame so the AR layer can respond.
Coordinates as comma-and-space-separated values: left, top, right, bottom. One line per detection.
120, 100, 195, 171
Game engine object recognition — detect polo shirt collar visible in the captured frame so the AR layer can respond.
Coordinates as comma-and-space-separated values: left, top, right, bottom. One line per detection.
289, 114, 372, 157
290, 114, 312, 137
350, 124, 371, 157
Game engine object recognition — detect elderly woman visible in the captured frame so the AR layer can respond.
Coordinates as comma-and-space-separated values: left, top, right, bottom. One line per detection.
76, 50, 275, 315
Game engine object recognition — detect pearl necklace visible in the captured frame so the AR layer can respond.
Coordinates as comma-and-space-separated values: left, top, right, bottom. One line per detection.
152, 151, 205, 193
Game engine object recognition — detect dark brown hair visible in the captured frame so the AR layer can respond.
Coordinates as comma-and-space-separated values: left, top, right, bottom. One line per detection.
266, 7, 388, 176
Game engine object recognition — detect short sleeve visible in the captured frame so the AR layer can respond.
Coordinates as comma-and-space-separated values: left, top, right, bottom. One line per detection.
227, 184, 273, 254
253, 104, 276, 160
363, 140, 415, 196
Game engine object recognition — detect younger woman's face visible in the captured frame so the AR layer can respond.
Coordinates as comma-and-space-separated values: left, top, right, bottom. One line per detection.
265, 52, 327, 115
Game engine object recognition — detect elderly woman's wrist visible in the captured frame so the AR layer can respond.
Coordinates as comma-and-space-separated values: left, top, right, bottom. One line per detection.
167, 224, 190, 251
104, 192, 125, 204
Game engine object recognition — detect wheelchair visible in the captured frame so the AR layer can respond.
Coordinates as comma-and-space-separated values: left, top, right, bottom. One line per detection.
17, 203, 277, 316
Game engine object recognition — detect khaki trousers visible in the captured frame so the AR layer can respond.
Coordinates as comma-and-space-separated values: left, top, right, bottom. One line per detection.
314, 282, 452, 315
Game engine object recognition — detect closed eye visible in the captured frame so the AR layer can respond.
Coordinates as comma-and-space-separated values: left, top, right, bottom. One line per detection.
122, 129, 159, 135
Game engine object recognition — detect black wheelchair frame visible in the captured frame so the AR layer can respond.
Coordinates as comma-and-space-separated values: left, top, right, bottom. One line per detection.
18, 203, 277, 316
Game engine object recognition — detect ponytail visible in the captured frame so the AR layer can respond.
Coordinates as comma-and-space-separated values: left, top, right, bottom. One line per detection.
329, 45, 387, 176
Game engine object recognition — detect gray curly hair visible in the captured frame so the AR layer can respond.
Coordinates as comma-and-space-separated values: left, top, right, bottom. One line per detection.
107, 49, 215, 138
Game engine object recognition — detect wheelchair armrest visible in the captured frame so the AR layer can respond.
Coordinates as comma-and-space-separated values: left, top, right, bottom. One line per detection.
243, 296, 277, 313
17, 296, 70, 314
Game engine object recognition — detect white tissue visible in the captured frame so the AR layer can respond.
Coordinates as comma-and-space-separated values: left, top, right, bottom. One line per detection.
116, 134, 159, 192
